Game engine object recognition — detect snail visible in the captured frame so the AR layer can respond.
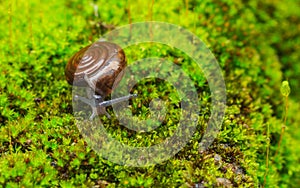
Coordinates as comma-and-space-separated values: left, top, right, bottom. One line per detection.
65, 40, 137, 120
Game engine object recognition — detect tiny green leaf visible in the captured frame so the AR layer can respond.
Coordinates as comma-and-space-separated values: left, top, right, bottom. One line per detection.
280, 81, 291, 97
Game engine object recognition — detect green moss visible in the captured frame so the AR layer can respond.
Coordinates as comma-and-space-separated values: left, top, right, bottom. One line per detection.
0, 0, 299, 187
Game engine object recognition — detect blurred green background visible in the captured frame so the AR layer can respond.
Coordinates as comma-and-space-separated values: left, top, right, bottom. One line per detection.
0, 0, 299, 187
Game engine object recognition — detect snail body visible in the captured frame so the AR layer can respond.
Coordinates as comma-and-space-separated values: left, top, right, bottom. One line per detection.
65, 41, 126, 98
65, 41, 136, 120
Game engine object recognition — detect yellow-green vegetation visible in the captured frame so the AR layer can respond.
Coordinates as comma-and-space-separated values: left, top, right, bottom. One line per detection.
0, 0, 299, 187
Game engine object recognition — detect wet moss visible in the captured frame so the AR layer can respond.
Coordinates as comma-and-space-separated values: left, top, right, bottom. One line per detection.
0, 0, 299, 187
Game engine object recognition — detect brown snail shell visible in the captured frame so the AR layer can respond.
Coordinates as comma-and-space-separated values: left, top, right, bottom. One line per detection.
65, 41, 126, 97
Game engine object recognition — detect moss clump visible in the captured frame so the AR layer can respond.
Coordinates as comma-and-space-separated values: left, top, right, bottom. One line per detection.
0, 0, 299, 187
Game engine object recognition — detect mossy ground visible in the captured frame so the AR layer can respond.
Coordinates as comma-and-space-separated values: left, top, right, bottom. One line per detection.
0, 0, 299, 187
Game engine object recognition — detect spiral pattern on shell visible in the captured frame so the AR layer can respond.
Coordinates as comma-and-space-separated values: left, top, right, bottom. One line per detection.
65, 41, 126, 96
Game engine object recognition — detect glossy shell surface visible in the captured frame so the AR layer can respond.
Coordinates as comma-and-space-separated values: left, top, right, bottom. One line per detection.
65, 41, 126, 97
